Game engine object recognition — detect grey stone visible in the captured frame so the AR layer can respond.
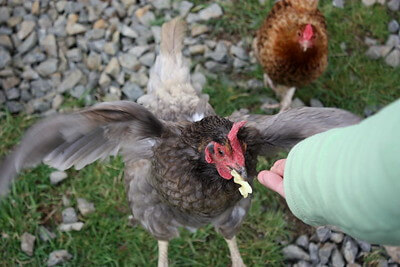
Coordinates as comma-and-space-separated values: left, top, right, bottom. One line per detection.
104, 42, 119, 55
189, 44, 207, 55
59, 222, 84, 232
356, 239, 371, 252
31, 79, 51, 97
365, 37, 378, 46
230, 45, 248, 60
0, 35, 13, 49
331, 249, 345, 267
319, 243, 336, 265
128, 45, 150, 58
52, 94, 64, 109
119, 53, 139, 70
247, 79, 264, 89
282, 245, 310, 261
139, 52, 155, 67
137, 10, 155, 26
388, 0, 400, 11
0, 48, 11, 68
296, 235, 309, 250
388, 20, 399, 33
293, 261, 311, 267
377, 260, 389, 267
23, 51, 46, 64
50, 16, 67, 37
30, 99, 51, 113
122, 82, 144, 101
58, 69, 83, 93
129, 72, 148, 87
22, 68, 39, 80
362, 0, 376, 6
385, 49, 400, 67
316, 226, 332, 242
179, 1, 194, 16
86, 29, 105, 40
77, 198, 95, 216
20, 88, 31, 102
2, 76, 20, 90
198, 3, 223, 20
0, 91, 5, 104
151, 26, 162, 43
121, 24, 138, 39
71, 85, 86, 98
62, 195, 70, 207
365, 46, 382, 59
88, 39, 106, 52
6, 101, 23, 113
0, 7, 10, 23
121, 0, 136, 7
65, 48, 81, 63
50, 171, 68, 185
331, 232, 344, 243
21, 232, 35, 256
333, 0, 345, 8
38, 226, 56, 242
66, 22, 87, 35
309, 242, 320, 263
152, 0, 171, 10
17, 21, 36, 40
386, 35, 400, 48
5, 88, 20, 100
291, 97, 305, 108
233, 58, 247, 68
47, 250, 72, 267
35, 58, 58, 76
86, 52, 102, 70
62, 207, 78, 224
207, 41, 228, 62
204, 61, 229, 72
99, 72, 111, 88
342, 238, 358, 263
186, 13, 200, 24
310, 98, 324, 107
18, 31, 37, 54
104, 57, 120, 78
191, 24, 209, 37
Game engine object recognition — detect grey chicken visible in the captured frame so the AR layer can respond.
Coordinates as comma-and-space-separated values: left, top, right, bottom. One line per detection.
0, 18, 360, 266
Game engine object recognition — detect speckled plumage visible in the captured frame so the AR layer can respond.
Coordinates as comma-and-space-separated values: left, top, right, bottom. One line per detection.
0, 18, 360, 265
254, 0, 328, 87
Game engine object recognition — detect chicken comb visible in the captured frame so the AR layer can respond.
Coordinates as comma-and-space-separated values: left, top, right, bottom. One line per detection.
228, 121, 247, 156
303, 24, 314, 41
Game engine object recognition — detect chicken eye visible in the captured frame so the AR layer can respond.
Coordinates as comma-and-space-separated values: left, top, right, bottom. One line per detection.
297, 31, 302, 37
218, 149, 224, 156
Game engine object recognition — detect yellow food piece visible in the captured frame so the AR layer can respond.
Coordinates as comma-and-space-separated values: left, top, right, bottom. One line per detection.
231, 170, 253, 198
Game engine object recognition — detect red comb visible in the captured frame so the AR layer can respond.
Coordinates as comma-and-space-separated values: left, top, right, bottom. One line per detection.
303, 24, 314, 41
228, 121, 247, 165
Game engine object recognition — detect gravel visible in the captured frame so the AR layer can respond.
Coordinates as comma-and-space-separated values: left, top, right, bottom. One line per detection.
47, 250, 72, 266
62, 207, 78, 224
77, 198, 95, 216
283, 245, 311, 261
50, 171, 68, 185
21, 232, 36, 256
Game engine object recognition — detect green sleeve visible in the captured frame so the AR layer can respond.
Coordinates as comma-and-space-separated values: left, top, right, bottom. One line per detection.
284, 99, 400, 245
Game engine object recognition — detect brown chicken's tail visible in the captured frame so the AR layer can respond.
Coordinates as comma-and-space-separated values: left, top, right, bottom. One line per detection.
288, 0, 319, 11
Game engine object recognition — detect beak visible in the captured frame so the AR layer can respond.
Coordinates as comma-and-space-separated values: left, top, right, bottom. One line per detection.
300, 40, 310, 52
232, 166, 247, 181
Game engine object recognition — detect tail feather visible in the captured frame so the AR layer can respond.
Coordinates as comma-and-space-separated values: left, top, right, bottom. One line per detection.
147, 17, 190, 94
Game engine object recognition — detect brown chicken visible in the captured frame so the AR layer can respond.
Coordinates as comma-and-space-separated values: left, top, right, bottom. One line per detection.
254, 0, 328, 111
0, 18, 358, 266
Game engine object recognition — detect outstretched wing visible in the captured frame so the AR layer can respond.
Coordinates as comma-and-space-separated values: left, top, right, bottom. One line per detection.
229, 107, 361, 154
0, 101, 164, 196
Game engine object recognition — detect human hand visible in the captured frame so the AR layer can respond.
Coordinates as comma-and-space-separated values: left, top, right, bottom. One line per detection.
257, 159, 286, 198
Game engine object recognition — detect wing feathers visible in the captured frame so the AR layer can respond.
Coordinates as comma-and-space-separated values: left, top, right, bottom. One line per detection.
0, 101, 164, 196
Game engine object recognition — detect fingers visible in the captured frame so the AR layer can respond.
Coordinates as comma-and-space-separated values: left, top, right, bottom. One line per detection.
270, 159, 286, 177
257, 170, 285, 198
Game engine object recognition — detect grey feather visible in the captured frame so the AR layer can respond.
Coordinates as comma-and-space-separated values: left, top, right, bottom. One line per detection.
230, 106, 361, 150
0, 101, 164, 197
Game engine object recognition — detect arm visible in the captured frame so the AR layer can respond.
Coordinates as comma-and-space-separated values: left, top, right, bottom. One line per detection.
264, 100, 400, 245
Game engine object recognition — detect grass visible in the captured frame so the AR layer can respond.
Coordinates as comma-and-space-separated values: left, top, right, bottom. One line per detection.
1, 0, 400, 266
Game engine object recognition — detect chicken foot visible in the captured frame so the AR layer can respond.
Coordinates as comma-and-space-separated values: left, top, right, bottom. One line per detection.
262, 74, 296, 112
225, 236, 246, 267
158, 240, 169, 267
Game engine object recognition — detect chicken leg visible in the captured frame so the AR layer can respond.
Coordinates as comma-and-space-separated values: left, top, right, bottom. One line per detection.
263, 73, 296, 112
158, 240, 169, 267
225, 236, 246, 267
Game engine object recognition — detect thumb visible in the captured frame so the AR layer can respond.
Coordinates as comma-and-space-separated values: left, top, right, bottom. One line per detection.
257, 170, 285, 198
